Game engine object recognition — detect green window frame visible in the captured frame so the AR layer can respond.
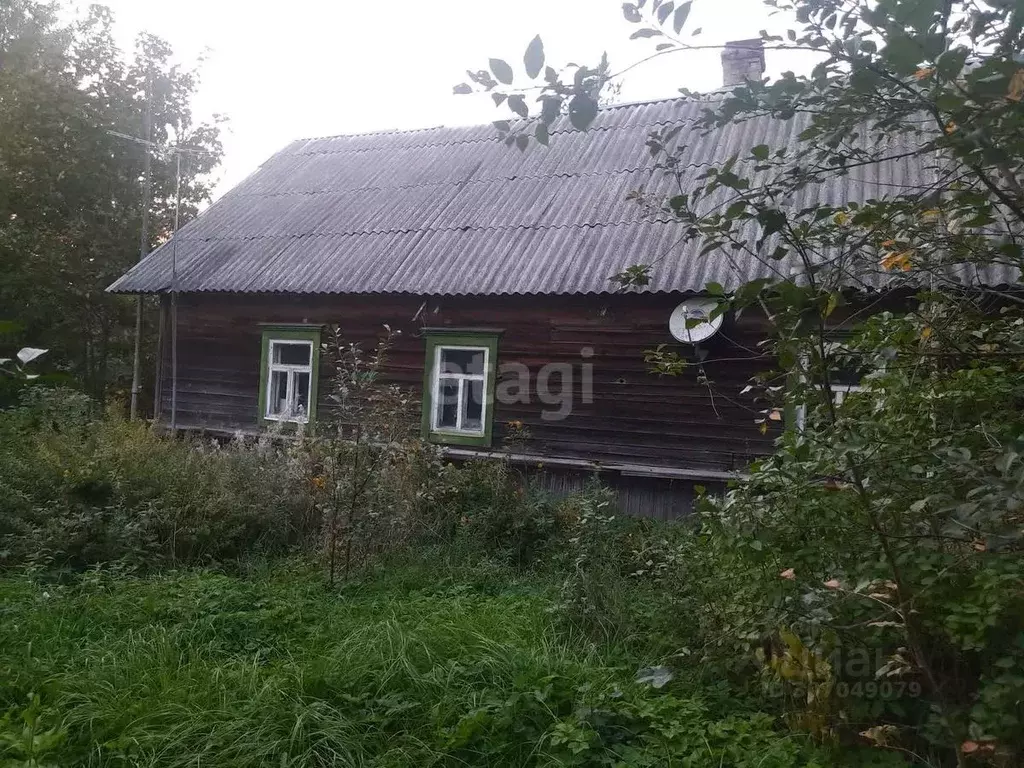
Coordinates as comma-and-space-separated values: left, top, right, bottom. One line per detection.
787, 343, 869, 432
420, 330, 500, 447
257, 326, 321, 426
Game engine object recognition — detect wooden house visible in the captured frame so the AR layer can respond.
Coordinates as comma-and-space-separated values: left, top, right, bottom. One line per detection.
109, 46, 971, 517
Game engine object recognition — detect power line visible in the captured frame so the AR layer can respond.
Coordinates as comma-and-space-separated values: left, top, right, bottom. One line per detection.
129, 87, 153, 422
105, 129, 214, 156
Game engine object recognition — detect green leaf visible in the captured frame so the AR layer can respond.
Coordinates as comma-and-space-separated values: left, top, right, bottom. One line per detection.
751, 144, 770, 160
515, 134, 529, 152
881, 34, 921, 76
733, 277, 773, 307
540, 96, 561, 123
717, 171, 745, 189
507, 95, 529, 118
453, 83, 472, 95
630, 28, 663, 39
492, 120, 511, 133
656, 1, 674, 25
757, 208, 787, 237
489, 58, 514, 85
622, 3, 642, 22
535, 123, 549, 146
706, 281, 725, 296
568, 94, 599, 131
937, 47, 968, 80
825, 291, 839, 318
524, 35, 545, 79
611, 264, 653, 288
725, 201, 747, 219
672, 1, 691, 34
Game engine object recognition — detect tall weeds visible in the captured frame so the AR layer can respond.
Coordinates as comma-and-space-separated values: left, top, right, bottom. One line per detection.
0, 388, 313, 569
0, 565, 898, 767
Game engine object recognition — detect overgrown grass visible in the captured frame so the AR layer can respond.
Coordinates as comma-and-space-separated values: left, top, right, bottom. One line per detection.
0, 391, 916, 765
0, 562, 895, 767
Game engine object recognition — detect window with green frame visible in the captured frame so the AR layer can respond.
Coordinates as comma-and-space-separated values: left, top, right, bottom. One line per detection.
258, 326, 321, 425
420, 330, 500, 447
787, 341, 871, 432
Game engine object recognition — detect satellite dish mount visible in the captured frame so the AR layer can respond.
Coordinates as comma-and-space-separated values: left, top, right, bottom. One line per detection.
669, 298, 724, 344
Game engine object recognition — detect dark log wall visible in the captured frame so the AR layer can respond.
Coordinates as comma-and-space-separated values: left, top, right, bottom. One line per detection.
156, 293, 777, 474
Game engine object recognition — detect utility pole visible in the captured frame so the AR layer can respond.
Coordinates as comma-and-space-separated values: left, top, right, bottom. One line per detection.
110, 119, 210, 431
170, 151, 181, 433
129, 82, 152, 420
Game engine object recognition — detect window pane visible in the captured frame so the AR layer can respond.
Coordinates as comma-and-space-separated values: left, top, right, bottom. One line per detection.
831, 366, 862, 387
294, 371, 311, 417
831, 386, 864, 408
274, 342, 311, 366
436, 378, 459, 429
440, 348, 484, 376
268, 370, 289, 416
463, 379, 484, 432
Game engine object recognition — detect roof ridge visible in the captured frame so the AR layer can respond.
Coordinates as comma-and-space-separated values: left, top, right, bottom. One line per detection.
285, 115, 703, 157
289, 94, 699, 144
230, 167, 654, 198
173, 219, 672, 242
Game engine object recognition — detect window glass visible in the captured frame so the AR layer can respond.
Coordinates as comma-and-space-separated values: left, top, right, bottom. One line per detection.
440, 348, 484, 376
268, 370, 289, 416
462, 379, 484, 431
274, 342, 311, 366
830, 384, 864, 407
294, 372, 310, 414
436, 379, 459, 428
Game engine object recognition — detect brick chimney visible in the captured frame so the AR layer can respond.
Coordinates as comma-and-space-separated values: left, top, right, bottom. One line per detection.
721, 39, 765, 87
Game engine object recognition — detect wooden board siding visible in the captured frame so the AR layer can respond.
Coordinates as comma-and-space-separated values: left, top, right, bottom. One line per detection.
526, 465, 725, 520
155, 293, 778, 475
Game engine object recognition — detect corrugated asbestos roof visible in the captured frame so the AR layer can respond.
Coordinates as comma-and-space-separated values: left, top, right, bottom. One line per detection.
107, 96, 1018, 296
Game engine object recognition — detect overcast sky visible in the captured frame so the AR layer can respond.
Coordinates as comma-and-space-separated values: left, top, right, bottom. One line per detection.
94, 0, 812, 198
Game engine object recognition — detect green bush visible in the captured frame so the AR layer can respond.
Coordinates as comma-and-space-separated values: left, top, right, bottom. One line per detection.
441, 460, 570, 568
0, 389, 315, 569
637, 310, 1024, 765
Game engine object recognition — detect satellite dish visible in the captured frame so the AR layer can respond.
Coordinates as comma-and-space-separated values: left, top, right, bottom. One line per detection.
669, 299, 724, 344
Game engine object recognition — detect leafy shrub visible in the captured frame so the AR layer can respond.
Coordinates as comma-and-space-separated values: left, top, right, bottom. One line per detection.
0, 693, 66, 768
0, 388, 315, 569
644, 309, 1024, 766
440, 460, 570, 568
550, 484, 712, 658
